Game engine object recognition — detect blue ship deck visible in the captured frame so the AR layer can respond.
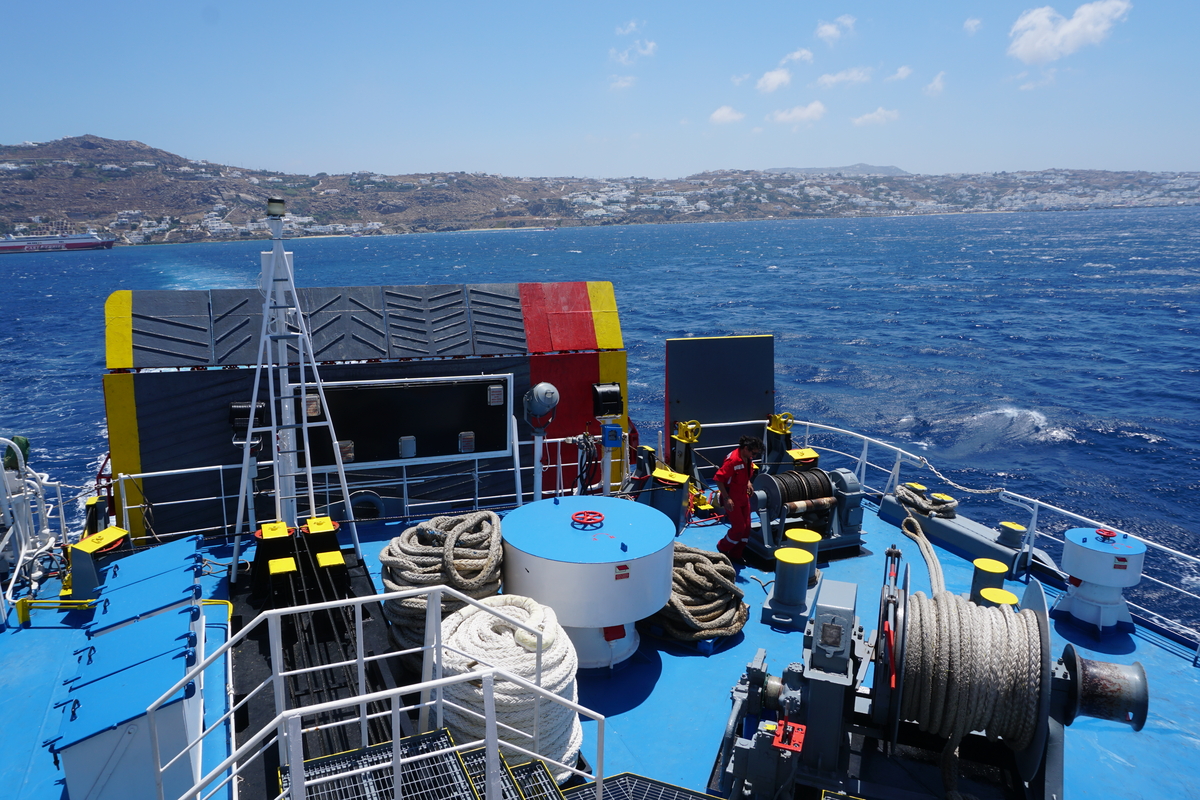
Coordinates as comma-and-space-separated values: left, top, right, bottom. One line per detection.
344, 502, 1198, 800
4, 500, 1196, 800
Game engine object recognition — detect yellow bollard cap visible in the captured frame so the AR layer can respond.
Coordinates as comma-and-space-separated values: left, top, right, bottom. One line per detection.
776, 547, 814, 566
980, 587, 1019, 607
973, 557, 1008, 575
785, 528, 822, 545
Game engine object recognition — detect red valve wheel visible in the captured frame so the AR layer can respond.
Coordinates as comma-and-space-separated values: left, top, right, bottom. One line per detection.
571, 510, 605, 526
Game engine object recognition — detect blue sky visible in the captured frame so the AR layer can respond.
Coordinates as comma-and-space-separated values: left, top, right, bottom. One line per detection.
3, 1, 1196, 178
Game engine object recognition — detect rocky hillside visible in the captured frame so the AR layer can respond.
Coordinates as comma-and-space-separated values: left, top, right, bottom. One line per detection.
2, 136, 1198, 244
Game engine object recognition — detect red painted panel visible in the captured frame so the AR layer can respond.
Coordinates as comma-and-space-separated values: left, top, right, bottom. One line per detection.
544, 284, 597, 351
529, 351, 601, 494
519, 283, 553, 353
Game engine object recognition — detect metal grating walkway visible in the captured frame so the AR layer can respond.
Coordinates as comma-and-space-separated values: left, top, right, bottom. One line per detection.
563, 773, 718, 800
280, 729, 478, 800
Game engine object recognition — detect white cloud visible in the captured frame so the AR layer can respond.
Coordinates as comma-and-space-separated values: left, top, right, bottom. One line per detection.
781, 48, 814, 65
817, 66, 872, 88
964, 18, 983, 35
924, 71, 946, 96
853, 107, 900, 126
610, 75, 636, 90
1008, 0, 1131, 65
616, 20, 640, 36
710, 106, 746, 124
886, 66, 913, 82
731, 73, 751, 86
768, 101, 827, 124
816, 15, 856, 45
757, 68, 792, 93
610, 39, 658, 65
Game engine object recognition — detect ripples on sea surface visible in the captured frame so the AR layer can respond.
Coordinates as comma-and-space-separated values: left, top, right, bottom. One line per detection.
2, 207, 1197, 621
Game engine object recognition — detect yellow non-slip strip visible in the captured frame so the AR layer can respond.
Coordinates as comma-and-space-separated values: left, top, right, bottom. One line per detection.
586, 281, 623, 350
105, 290, 134, 369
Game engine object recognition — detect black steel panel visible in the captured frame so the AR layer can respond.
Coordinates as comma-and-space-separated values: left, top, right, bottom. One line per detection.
210, 289, 264, 366
297, 286, 387, 361
467, 283, 528, 355
383, 285, 473, 358
129, 291, 213, 367
665, 335, 774, 454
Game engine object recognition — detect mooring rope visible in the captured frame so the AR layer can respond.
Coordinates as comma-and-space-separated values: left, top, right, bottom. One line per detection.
902, 591, 1042, 799
378, 511, 503, 657
644, 544, 749, 641
897, 506, 946, 596
439, 595, 583, 783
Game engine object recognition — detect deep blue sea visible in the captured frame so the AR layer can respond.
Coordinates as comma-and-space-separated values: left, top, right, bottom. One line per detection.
2, 207, 1197, 603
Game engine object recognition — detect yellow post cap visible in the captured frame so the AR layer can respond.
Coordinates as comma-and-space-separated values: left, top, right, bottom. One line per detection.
932, 493, 954, 502
973, 557, 1008, 575
316, 550, 346, 568
980, 587, 1019, 606
904, 482, 927, 491
776, 547, 814, 566
1000, 521, 1027, 532
785, 528, 822, 545
306, 516, 336, 534
268, 556, 297, 575
260, 521, 291, 539
652, 466, 689, 484
73, 526, 128, 554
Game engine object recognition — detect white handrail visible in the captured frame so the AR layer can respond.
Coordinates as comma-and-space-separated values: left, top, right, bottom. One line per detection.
148, 583, 602, 800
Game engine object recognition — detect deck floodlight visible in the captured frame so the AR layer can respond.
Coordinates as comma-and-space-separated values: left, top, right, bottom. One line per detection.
523, 382, 560, 435
266, 197, 286, 218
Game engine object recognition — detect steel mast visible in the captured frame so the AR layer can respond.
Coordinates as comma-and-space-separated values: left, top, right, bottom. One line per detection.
231, 199, 360, 574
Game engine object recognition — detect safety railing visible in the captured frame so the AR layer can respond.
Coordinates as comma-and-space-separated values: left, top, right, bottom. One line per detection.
111, 423, 628, 545
147, 584, 606, 800
677, 418, 1200, 663
996, 491, 1200, 664
1, 437, 71, 619
683, 417, 925, 498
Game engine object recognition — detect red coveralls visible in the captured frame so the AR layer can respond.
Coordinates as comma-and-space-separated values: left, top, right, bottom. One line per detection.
714, 447, 755, 559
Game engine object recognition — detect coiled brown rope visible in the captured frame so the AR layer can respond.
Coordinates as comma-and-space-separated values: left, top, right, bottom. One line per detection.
645, 544, 748, 641
379, 511, 503, 657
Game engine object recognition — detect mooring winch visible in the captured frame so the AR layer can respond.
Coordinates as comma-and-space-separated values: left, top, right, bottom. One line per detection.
710, 546, 1149, 800
748, 414, 865, 559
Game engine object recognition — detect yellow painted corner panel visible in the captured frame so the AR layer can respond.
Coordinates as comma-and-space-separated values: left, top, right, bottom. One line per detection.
102, 373, 141, 477
105, 290, 134, 369
586, 282, 624, 350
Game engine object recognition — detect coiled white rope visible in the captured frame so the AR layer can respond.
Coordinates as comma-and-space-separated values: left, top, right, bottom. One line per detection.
379, 511, 503, 658
902, 591, 1042, 799
439, 595, 583, 783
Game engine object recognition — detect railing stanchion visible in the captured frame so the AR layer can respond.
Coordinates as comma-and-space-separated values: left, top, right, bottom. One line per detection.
483, 673, 502, 800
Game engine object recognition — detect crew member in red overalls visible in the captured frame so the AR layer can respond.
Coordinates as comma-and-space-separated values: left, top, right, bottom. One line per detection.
714, 435, 763, 561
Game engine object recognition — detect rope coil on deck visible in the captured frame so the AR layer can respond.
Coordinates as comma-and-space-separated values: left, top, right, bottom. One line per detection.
644, 544, 749, 641
378, 511, 503, 657
439, 595, 583, 783
902, 590, 1041, 799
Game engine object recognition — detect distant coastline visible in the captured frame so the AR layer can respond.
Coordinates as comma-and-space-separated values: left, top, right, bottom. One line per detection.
2, 135, 1197, 246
